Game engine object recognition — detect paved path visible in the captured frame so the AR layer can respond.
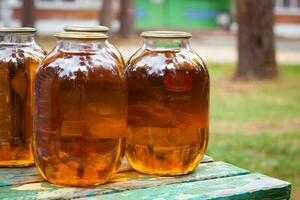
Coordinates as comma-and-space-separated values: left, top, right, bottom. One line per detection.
116, 33, 300, 64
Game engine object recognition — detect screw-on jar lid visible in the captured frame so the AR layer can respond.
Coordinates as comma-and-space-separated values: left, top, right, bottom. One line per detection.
0, 27, 36, 33
141, 31, 192, 38
54, 32, 108, 39
64, 25, 109, 33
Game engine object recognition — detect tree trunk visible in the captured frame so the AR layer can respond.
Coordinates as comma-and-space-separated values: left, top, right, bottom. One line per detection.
100, 0, 114, 29
235, 0, 277, 79
119, 0, 135, 38
22, 0, 35, 27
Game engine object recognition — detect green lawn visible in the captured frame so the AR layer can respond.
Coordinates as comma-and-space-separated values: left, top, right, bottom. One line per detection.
207, 63, 300, 199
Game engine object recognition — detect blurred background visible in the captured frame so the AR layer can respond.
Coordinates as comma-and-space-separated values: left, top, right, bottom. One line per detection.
0, 0, 299, 198
0, 0, 299, 62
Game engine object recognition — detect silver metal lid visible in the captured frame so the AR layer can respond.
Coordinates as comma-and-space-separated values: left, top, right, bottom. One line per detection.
141, 31, 192, 38
64, 25, 109, 33
0, 27, 36, 33
54, 32, 108, 39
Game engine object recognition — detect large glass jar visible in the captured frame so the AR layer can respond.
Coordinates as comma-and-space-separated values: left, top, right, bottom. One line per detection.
64, 26, 124, 68
34, 32, 127, 186
125, 31, 209, 175
0, 27, 46, 167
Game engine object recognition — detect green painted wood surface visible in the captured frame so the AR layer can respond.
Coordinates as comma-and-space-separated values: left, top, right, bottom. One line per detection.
0, 155, 213, 187
0, 161, 246, 199
93, 174, 291, 200
0, 167, 42, 187
0, 155, 291, 200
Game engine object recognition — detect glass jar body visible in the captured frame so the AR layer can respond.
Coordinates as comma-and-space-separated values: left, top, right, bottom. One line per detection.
125, 38, 209, 175
0, 33, 46, 167
34, 39, 127, 186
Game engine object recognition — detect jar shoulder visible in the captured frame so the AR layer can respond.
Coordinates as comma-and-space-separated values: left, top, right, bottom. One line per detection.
126, 48, 208, 73
105, 41, 124, 65
38, 49, 125, 81
0, 44, 45, 63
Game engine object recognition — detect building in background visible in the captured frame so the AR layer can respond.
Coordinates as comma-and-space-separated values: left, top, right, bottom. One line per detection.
136, 0, 231, 29
274, 0, 300, 38
0, 0, 107, 34
0, 0, 299, 38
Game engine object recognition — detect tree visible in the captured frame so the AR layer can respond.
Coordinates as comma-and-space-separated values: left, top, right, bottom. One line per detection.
235, 0, 277, 79
100, 0, 114, 29
22, 0, 35, 27
119, 0, 135, 38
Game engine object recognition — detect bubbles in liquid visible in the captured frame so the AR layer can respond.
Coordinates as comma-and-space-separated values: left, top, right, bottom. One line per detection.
34, 51, 126, 186
126, 50, 209, 175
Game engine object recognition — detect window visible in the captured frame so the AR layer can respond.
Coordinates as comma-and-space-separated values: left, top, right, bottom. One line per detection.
35, 0, 100, 10
283, 0, 290, 7
275, 0, 300, 14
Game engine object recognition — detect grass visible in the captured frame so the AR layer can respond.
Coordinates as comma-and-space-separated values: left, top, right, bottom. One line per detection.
207, 63, 300, 199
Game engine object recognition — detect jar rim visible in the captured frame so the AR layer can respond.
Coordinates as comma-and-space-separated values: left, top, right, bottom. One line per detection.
54, 32, 108, 40
141, 31, 192, 39
0, 27, 36, 33
64, 25, 109, 33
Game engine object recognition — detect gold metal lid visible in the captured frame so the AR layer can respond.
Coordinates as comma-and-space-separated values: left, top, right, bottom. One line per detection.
64, 25, 109, 33
54, 32, 108, 39
0, 27, 36, 33
141, 31, 192, 38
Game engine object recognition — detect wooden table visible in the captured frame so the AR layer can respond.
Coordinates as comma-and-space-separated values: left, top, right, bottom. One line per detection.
0, 156, 291, 199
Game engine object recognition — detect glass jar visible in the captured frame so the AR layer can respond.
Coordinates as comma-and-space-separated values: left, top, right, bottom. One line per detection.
125, 31, 209, 175
34, 32, 127, 186
0, 27, 46, 167
64, 26, 124, 68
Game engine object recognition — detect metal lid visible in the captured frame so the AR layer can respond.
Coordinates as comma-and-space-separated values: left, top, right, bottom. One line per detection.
141, 31, 192, 38
0, 27, 36, 33
54, 32, 108, 39
64, 25, 109, 33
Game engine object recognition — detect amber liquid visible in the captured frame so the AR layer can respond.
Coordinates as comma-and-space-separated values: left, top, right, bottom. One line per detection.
34, 50, 126, 186
126, 50, 209, 175
0, 46, 43, 167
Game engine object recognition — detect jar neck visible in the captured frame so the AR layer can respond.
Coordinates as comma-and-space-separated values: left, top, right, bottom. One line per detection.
142, 38, 190, 51
0, 33, 36, 45
57, 39, 107, 52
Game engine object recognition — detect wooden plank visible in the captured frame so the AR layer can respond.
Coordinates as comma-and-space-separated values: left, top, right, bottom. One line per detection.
0, 161, 248, 199
0, 167, 42, 187
0, 155, 213, 187
200, 155, 214, 163
90, 174, 291, 200
106, 161, 248, 191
